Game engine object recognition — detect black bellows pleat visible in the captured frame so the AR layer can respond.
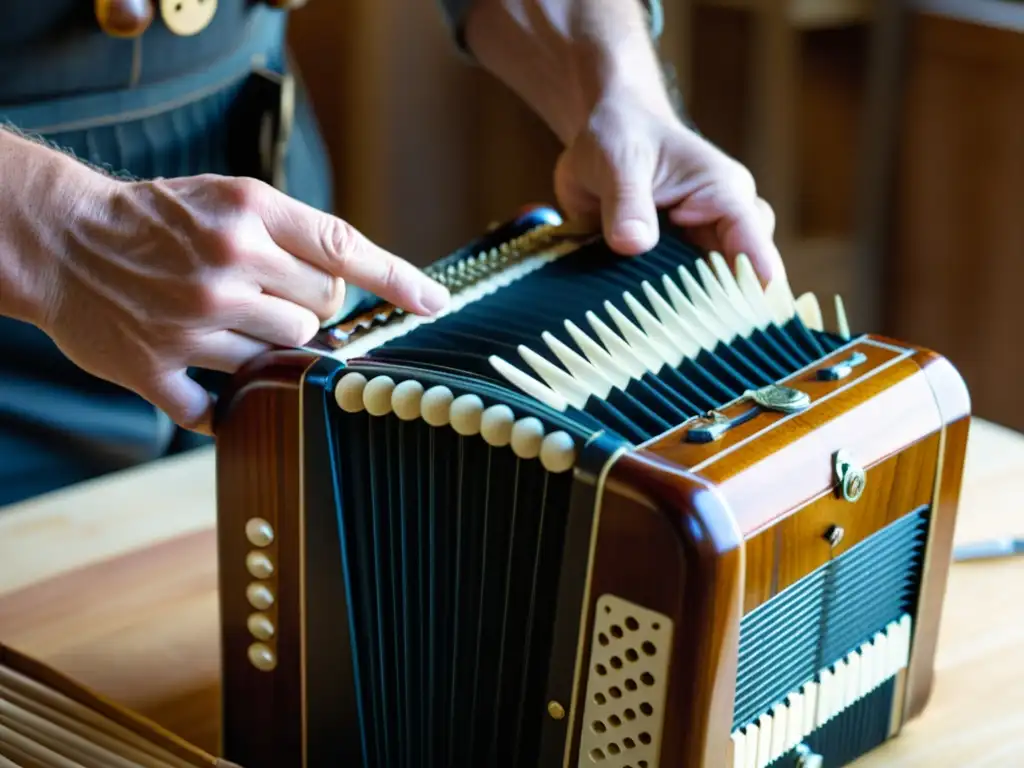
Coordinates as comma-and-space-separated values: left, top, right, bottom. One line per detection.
333, 408, 575, 767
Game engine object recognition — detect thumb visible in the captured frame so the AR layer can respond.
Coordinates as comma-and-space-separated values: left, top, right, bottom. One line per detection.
147, 369, 215, 435
600, 148, 660, 256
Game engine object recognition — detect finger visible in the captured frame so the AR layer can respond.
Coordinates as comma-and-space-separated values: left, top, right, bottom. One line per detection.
669, 197, 783, 285
146, 369, 214, 435
756, 197, 776, 238
189, 331, 272, 374
255, 188, 449, 315
600, 151, 660, 256
250, 242, 347, 322
234, 293, 322, 348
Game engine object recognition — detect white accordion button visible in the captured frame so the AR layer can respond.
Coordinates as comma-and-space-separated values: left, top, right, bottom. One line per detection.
363, 376, 396, 417
421, 386, 454, 427
246, 583, 274, 611
335, 372, 367, 413
247, 613, 275, 642
480, 405, 515, 447
391, 380, 425, 421
539, 431, 576, 473
245, 551, 274, 580
247, 642, 277, 673
245, 518, 274, 548
511, 417, 544, 459
450, 394, 484, 436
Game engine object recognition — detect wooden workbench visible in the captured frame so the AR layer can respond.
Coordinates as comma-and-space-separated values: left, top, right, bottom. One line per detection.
1, 418, 1022, 765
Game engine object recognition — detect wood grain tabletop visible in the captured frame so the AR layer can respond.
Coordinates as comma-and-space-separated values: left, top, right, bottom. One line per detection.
0, 418, 1021, 766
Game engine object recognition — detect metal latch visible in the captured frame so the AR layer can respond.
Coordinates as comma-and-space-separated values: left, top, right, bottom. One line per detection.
686, 385, 811, 443
833, 449, 867, 502
817, 350, 868, 381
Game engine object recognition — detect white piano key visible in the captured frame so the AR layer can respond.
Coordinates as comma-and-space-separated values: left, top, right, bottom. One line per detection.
540, 331, 616, 399
731, 730, 746, 768
641, 281, 708, 357
695, 258, 754, 338
488, 355, 568, 412
769, 702, 789, 762
563, 319, 635, 388
815, 669, 834, 728
585, 310, 656, 377
830, 659, 848, 722
675, 265, 735, 343
834, 294, 851, 339
621, 291, 693, 363
661, 274, 721, 349
845, 651, 862, 710
871, 630, 890, 690
734, 254, 776, 329
755, 713, 773, 768
709, 251, 759, 327
802, 682, 818, 735
859, 640, 877, 697
603, 300, 680, 370
743, 723, 759, 768
795, 292, 824, 332
517, 344, 590, 409
763, 272, 798, 327
785, 692, 805, 752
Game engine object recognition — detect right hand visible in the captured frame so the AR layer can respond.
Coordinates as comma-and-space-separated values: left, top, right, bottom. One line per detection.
35, 170, 450, 434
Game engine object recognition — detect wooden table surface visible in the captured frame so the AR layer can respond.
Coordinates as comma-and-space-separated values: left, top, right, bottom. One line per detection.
1, 418, 1022, 766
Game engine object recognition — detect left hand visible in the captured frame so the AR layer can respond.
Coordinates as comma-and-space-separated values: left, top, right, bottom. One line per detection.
553, 88, 784, 284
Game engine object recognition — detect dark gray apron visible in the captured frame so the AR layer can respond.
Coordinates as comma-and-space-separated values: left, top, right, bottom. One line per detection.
0, 5, 335, 506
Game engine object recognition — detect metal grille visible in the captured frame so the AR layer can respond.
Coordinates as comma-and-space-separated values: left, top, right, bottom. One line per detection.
733, 506, 930, 730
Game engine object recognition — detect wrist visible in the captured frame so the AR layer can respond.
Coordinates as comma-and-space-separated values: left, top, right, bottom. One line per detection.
0, 129, 115, 331
464, 0, 675, 144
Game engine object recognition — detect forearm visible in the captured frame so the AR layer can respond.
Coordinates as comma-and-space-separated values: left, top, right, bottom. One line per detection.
0, 128, 97, 329
463, 0, 675, 144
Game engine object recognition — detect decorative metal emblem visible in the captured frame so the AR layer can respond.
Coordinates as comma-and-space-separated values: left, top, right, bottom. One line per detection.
746, 384, 811, 414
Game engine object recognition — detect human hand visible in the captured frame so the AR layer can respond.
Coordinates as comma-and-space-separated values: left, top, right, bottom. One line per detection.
33, 170, 449, 434
553, 88, 784, 284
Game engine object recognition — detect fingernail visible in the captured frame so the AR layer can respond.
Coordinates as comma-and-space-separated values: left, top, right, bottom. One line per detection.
617, 220, 656, 253
418, 280, 450, 314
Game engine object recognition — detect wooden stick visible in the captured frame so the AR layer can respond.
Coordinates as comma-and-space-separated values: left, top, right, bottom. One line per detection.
0, 667, 193, 768
0, 723, 87, 768
1, 700, 149, 768
0, 684, 174, 768
0, 741, 46, 768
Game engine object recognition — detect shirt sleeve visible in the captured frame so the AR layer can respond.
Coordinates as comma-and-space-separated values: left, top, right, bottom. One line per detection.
438, 0, 665, 52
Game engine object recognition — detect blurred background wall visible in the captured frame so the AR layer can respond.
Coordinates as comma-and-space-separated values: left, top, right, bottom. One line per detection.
286, 0, 1024, 432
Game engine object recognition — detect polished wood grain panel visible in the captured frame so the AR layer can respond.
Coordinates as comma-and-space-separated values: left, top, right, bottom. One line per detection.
582, 450, 744, 768
743, 432, 940, 615
214, 351, 317, 768
902, 351, 972, 725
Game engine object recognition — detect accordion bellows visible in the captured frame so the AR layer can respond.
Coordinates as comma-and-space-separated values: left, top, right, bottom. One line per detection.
213, 208, 970, 768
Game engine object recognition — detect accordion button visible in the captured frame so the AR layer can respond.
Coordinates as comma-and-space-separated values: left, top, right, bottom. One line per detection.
248, 643, 277, 672
245, 518, 274, 548
247, 613, 276, 641
246, 583, 275, 611
246, 552, 274, 580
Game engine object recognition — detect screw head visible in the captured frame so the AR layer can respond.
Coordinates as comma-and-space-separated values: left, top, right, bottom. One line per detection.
825, 524, 845, 547
547, 701, 566, 720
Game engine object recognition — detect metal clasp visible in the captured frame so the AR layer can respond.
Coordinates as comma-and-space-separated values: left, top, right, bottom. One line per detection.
817, 350, 867, 381
685, 385, 810, 444
833, 449, 866, 502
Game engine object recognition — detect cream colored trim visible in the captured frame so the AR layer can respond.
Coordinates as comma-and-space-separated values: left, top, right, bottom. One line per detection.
298, 368, 309, 768
562, 445, 629, 768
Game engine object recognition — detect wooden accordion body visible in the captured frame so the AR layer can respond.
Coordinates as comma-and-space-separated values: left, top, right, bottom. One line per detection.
214, 208, 970, 768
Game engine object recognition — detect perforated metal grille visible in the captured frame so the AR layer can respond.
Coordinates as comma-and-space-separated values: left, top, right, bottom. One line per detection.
577, 595, 673, 767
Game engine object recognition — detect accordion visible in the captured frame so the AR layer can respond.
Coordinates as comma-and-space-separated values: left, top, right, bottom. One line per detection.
213, 206, 971, 768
